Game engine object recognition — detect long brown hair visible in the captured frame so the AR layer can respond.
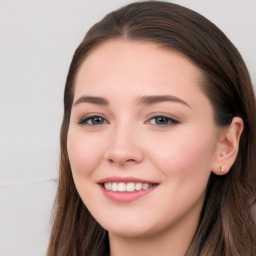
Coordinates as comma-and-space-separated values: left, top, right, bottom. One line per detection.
47, 1, 256, 255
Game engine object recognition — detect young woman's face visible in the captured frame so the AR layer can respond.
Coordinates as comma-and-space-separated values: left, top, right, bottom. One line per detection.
67, 40, 221, 239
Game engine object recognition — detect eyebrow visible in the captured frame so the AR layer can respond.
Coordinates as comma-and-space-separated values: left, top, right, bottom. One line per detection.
73, 96, 109, 106
73, 94, 190, 108
136, 95, 191, 108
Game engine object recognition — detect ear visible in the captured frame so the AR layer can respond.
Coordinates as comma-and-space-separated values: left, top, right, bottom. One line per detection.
212, 117, 244, 176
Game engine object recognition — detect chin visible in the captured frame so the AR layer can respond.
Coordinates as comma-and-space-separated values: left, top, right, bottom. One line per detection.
99, 218, 154, 239
108, 227, 152, 239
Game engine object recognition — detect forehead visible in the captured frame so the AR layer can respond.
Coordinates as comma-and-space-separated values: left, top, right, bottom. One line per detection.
75, 40, 202, 91
74, 40, 212, 112
77, 39, 200, 74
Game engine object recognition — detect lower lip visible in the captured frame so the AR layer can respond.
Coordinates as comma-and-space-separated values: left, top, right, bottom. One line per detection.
99, 185, 157, 203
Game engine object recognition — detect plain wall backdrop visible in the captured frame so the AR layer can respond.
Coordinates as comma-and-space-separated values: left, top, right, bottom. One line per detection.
1, 1, 255, 255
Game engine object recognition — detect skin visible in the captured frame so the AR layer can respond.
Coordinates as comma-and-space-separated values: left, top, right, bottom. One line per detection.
67, 40, 243, 256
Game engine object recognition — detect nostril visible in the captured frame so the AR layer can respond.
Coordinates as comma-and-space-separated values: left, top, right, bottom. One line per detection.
107, 158, 136, 165
104, 143, 144, 164
127, 159, 136, 163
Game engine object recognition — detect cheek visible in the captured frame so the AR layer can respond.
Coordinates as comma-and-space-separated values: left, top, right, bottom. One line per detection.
143, 127, 217, 226
67, 130, 103, 177
67, 129, 107, 205
147, 126, 217, 177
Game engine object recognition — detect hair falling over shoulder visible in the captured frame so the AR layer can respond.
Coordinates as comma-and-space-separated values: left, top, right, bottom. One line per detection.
47, 1, 256, 255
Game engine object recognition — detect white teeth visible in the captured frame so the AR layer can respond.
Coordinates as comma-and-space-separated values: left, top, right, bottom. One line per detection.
104, 182, 154, 192
126, 182, 135, 192
117, 182, 126, 192
112, 182, 118, 192
104, 182, 111, 191
142, 183, 149, 190
135, 182, 142, 191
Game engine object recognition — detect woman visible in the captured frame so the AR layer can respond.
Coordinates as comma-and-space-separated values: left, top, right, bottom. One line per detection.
47, 1, 256, 255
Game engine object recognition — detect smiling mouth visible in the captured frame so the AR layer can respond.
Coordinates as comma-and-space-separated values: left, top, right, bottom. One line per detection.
103, 182, 158, 192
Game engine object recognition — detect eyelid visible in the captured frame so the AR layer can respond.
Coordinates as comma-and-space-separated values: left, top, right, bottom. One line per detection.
145, 112, 181, 125
77, 112, 181, 126
78, 113, 110, 125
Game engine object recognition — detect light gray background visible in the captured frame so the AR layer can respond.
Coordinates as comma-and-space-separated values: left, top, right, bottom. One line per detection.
1, 1, 255, 255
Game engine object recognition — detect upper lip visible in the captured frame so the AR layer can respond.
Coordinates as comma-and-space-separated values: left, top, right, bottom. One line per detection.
97, 176, 158, 184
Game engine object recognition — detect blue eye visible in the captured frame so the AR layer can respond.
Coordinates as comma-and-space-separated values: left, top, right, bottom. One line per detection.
148, 116, 180, 126
78, 115, 108, 125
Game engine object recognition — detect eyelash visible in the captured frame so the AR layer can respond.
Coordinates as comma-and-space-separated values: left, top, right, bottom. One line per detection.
146, 115, 180, 126
78, 114, 180, 127
78, 114, 109, 126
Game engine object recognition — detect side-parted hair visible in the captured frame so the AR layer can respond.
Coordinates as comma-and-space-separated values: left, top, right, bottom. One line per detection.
47, 1, 256, 255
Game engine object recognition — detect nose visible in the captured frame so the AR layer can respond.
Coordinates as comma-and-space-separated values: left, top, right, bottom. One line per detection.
104, 125, 144, 165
